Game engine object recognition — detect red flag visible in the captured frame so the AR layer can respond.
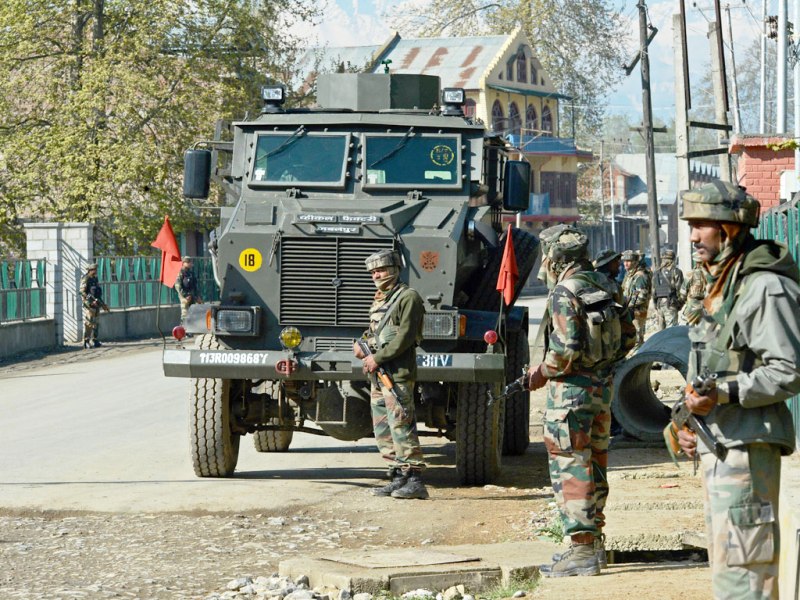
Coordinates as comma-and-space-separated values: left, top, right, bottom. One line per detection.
151, 215, 182, 287
496, 225, 518, 306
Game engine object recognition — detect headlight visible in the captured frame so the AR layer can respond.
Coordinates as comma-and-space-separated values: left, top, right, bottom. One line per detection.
422, 312, 458, 339
279, 326, 303, 349
217, 309, 254, 333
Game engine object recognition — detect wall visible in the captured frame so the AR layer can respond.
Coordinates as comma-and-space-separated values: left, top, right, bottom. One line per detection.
730, 135, 795, 211
0, 319, 56, 360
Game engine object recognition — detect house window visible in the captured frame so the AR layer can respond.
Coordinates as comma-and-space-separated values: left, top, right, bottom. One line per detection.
541, 105, 553, 136
491, 100, 504, 132
516, 51, 527, 83
530, 65, 538, 86
508, 102, 521, 137
526, 104, 538, 131
506, 59, 514, 81
464, 98, 476, 118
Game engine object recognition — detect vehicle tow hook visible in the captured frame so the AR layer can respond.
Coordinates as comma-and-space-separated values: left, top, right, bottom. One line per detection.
276, 359, 298, 376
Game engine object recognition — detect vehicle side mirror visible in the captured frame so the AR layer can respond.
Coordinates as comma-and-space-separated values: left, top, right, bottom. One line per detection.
502, 160, 530, 212
183, 149, 212, 199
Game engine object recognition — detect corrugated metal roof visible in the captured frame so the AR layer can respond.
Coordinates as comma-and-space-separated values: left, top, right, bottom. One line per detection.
372, 36, 509, 89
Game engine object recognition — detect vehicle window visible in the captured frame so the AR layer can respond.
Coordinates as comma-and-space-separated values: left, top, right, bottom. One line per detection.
364, 134, 460, 188
252, 133, 348, 185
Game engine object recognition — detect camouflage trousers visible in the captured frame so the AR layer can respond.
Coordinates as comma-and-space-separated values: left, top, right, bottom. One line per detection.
83, 306, 100, 342
655, 299, 679, 330
700, 443, 781, 600
543, 377, 612, 538
179, 297, 198, 321
631, 312, 647, 352
370, 379, 425, 473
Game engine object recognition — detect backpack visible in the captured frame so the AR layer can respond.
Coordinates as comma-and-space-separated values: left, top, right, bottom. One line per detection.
653, 269, 673, 299
558, 273, 626, 369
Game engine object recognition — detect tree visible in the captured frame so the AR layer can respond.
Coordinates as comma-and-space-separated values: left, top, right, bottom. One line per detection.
0, 0, 317, 256
388, 0, 630, 143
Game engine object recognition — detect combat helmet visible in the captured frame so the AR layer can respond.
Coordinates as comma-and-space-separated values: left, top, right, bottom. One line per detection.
365, 249, 401, 271
538, 224, 570, 255
86, 262, 98, 271
594, 249, 621, 270
680, 181, 760, 228
661, 249, 675, 260
546, 227, 588, 263
620, 249, 639, 262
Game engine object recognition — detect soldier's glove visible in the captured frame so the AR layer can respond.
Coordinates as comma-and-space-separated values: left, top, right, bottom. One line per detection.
663, 422, 684, 465
186, 295, 193, 302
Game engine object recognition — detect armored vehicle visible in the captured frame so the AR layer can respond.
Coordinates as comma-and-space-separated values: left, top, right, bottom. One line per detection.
163, 73, 539, 485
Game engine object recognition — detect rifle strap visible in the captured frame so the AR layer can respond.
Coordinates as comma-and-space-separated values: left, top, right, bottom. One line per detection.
372, 285, 411, 340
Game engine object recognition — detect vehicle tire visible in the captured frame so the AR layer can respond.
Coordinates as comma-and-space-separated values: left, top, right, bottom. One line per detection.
253, 382, 294, 452
189, 334, 241, 477
455, 381, 504, 485
502, 328, 531, 456
465, 228, 540, 311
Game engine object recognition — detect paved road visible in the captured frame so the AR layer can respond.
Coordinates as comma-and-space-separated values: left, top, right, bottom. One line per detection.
0, 296, 546, 514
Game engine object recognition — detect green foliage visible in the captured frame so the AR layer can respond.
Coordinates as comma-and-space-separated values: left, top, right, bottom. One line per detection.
0, 0, 318, 255
535, 509, 564, 544
481, 574, 540, 599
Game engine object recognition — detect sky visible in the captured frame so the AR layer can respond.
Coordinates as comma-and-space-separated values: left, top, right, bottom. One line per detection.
291, 0, 774, 125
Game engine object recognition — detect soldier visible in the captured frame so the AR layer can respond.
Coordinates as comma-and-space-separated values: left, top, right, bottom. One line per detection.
651, 248, 684, 330
593, 249, 622, 296
527, 227, 633, 577
670, 182, 800, 599
353, 249, 428, 499
79, 263, 103, 349
621, 249, 651, 352
175, 256, 202, 322
680, 252, 706, 325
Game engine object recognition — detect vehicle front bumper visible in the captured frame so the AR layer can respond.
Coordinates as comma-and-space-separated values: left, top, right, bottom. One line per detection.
162, 348, 505, 383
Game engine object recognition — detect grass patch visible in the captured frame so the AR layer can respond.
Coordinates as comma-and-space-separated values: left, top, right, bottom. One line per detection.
534, 507, 564, 545
481, 575, 540, 599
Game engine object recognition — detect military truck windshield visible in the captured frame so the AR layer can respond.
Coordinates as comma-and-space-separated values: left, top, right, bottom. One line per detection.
252, 132, 349, 187
363, 133, 461, 189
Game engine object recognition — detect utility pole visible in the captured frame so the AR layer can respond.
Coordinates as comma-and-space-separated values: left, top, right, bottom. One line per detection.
795, 0, 800, 171
674, 11, 692, 272
637, 0, 661, 269
778, 0, 788, 133
760, 0, 767, 133
600, 140, 607, 248
725, 4, 742, 134
709, 20, 732, 181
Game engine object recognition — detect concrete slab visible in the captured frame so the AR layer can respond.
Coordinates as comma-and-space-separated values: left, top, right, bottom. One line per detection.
279, 540, 560, 595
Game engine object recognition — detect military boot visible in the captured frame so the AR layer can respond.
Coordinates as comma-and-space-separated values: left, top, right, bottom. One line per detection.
83, 339, 90, 350
371, 468, 408, 497
390, 473, 429, 499
539, 543, 600, 578
551, 533, 607, 569
93, 340, 102, 348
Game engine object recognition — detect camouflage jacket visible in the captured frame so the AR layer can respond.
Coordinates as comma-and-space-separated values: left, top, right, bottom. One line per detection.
175, 267, 198, 299
652, 263, 684, 306
621, 266, 651, 313
80, 274, 101, 308
680, 267, 706, 324
369, 283, 425, 384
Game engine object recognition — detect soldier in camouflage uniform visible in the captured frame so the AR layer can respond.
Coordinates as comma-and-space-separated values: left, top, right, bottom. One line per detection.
668, 182, 800, 599
651, 248, 684, 330
621, 249, 651, 352
353, 249, 428, 499
175, 256, 202, 322
79, 263, 103, 349
680, 253, 707, 325
527, 227, 633, 577
593, 249, 622, 296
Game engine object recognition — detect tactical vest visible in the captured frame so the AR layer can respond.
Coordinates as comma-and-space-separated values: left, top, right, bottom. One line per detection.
653, 268, 674, 299
557, 273, 624, 370
180, 269, 196, 292
368, 284, 414, 350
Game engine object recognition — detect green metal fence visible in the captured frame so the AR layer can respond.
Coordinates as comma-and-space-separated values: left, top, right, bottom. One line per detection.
0, 259, 47, 322
95, 256, 219, 308
756, 197, 800, 447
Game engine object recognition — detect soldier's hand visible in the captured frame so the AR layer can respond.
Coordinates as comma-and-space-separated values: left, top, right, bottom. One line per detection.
685, 384, 717, 416
526, 364, 547, 391
362, 354, 378, 374
353, 341, 365, 359
677, 427, 698, 458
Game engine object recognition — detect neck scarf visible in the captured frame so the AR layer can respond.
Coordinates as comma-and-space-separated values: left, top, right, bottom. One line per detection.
373, 266, 399, 301
702, 223, 747, 319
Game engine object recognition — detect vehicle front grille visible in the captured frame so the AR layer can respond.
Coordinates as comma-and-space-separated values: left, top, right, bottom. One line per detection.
280, 237, 393, 326
314, 337, 356, 351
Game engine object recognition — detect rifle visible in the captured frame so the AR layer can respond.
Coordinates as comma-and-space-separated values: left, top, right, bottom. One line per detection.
86, 294, 110, 313
355, 338, 401, 402
670, 370, 727, 464
487, 366, 529, 406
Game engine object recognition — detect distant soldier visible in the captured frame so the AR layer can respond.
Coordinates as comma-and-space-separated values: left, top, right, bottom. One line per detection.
79, 263, 104, 349
593, 249, 622, 296
680, 253, 707, 325
621, 250, 651, 352
175, 256, 202, 322
651, 249, 684, 330
353, 249, 428, 500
